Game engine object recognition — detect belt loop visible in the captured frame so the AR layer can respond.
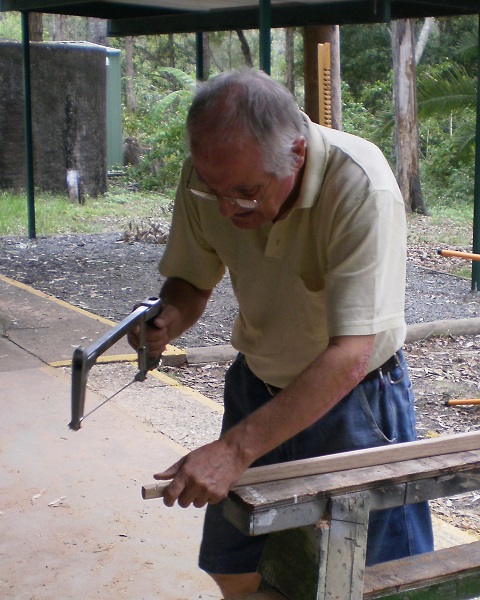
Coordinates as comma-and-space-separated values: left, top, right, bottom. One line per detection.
387, 352, 404, 385
378, 367, 386, 390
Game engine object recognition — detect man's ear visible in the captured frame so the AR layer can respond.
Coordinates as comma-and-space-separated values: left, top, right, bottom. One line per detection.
292, 136, 307, 168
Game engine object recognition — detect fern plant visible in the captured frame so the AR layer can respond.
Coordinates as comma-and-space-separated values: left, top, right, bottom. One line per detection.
126, 67, 197, 193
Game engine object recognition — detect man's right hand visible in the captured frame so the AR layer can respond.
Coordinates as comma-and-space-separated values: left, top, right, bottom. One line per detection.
127, 303, 181, 357
127, 277, 213, 357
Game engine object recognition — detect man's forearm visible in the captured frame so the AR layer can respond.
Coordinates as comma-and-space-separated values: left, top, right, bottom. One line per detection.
221, 335, 376, 467
160, 277, 212, 340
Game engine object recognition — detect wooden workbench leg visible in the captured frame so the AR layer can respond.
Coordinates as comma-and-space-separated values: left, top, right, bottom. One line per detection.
257, 492, 370, 600
257, 520, 330, 600
324, 492, 370, 600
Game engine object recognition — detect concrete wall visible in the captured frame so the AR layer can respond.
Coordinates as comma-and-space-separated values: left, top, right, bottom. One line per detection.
0, 42, 108, 197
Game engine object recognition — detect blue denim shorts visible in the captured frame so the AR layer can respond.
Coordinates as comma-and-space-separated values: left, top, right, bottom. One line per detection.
199, 351, 434, 574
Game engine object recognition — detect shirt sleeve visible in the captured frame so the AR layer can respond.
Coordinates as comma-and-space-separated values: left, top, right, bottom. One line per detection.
324, 187, 407, 338
159, 159, 226, 290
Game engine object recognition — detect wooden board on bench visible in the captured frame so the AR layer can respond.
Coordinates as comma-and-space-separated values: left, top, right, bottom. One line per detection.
224, 433, 480, 536
364, 540, 480, 599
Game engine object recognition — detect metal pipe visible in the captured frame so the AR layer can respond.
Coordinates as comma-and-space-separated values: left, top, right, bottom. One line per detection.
471, 15, 480, 290
438, 248, 480, 262
259, 0, 271, 74
445, 399, 480, 406
21, 11, 36, 240
196, 32, 204, 81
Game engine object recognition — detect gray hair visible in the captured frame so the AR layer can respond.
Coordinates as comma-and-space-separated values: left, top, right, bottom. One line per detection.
186, 70, 307, 178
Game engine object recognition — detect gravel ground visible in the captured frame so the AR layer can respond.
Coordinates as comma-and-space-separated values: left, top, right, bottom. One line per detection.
1, 230, 480, 342
1, 222, 480, 537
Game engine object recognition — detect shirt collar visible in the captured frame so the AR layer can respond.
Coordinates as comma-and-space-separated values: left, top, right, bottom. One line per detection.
294, 113, 329, 210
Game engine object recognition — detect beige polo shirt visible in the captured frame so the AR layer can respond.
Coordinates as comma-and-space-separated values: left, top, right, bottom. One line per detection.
160, 116, 407, 388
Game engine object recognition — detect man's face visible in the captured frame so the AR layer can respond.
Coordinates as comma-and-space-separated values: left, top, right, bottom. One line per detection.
191, 136, 305, 230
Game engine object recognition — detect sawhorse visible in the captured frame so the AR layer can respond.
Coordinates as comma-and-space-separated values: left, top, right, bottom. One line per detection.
223, 432, 480, 600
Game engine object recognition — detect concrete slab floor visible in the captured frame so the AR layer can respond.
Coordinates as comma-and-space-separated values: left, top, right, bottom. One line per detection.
0, 363, 220, 600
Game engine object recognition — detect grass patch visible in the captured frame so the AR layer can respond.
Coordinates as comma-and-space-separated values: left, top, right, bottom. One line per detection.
407, 203, 473, 249
0, 187, 173, 237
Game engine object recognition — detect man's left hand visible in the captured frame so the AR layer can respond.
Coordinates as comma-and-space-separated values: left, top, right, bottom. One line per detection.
153, 439, 248, 508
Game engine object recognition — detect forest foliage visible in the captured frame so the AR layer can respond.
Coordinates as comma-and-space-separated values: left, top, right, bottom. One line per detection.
0, 12, 478, 214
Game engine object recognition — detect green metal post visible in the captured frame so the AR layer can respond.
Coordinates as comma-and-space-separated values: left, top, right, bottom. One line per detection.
374, 0, 391, 22
471, 15, 480, 291
21, 12, 36, 239
196, 32, 205, 81
106, 49, 122, 170
259, 0, 271, 74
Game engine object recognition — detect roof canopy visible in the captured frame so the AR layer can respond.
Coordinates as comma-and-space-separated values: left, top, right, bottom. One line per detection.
1, 1, 479, 36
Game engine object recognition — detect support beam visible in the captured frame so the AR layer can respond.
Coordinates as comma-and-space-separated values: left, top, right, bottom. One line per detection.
472, 14, 480, 291
21, 12, 36, 240
259, 0, 271, 74
195, 31, 204, 81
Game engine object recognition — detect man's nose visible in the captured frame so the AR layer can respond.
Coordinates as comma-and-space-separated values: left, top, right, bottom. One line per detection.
218, 197, 241, 218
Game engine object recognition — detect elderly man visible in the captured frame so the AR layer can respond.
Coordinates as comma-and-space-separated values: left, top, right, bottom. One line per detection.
130, 70, 433, 598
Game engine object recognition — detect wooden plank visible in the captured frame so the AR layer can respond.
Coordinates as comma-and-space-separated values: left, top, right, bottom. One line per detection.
363, 541, 480, 599
143, 434, 480, 502
231, 450, 480, 509
224, 492, 330, 536
223, 453, 480, 535
234, 431, 480, 489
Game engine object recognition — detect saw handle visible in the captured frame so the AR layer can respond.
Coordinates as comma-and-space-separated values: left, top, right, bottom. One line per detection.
142, 482, 171, 500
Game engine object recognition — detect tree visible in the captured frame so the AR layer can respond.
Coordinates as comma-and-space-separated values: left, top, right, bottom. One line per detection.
415, 17, 435, 65
235, 30, 253, 68
417, 32, 478, 161
53, 14, 66, 41
285, 28, 295, 94
28, 13, 43, 42
125, 37, 136, 112
88, 17, 107, 46
392, 19, 428, 214
340, 23, 391, 100
201, 32, 211, 80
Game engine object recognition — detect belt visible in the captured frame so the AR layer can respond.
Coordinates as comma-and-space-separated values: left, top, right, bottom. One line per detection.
264, 351, 404, 396
362, 352, 404, 384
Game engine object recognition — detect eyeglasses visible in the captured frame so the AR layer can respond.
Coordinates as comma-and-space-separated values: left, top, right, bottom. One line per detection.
188, 175, 272, 210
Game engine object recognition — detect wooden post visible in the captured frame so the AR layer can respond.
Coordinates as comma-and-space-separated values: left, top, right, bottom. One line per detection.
325, 492, 370, 600
257, 492, 370, 600
318, 43, 332, 127
258, 523, 330, 600
304, 25, 341, 129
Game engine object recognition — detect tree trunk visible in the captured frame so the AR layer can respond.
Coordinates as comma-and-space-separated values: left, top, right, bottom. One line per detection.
53, 14, 66, 41
28, 13, 43, 42
167, 33, 175, 67
285, 28, 295, 94
125, 37, 136, 112
202, 32, 211, 79
88, 17, 107, 46
235, 30, 253, 68
392, 19, 428, 215
303, 25, 341, 129
415, 17, 435, 65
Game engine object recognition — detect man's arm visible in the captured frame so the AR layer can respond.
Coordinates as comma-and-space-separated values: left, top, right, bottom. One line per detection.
128, 277, 212, 357
156, 333, 375, 508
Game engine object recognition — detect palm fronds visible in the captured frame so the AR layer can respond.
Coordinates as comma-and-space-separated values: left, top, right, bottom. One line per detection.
417, 65, 477, 118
